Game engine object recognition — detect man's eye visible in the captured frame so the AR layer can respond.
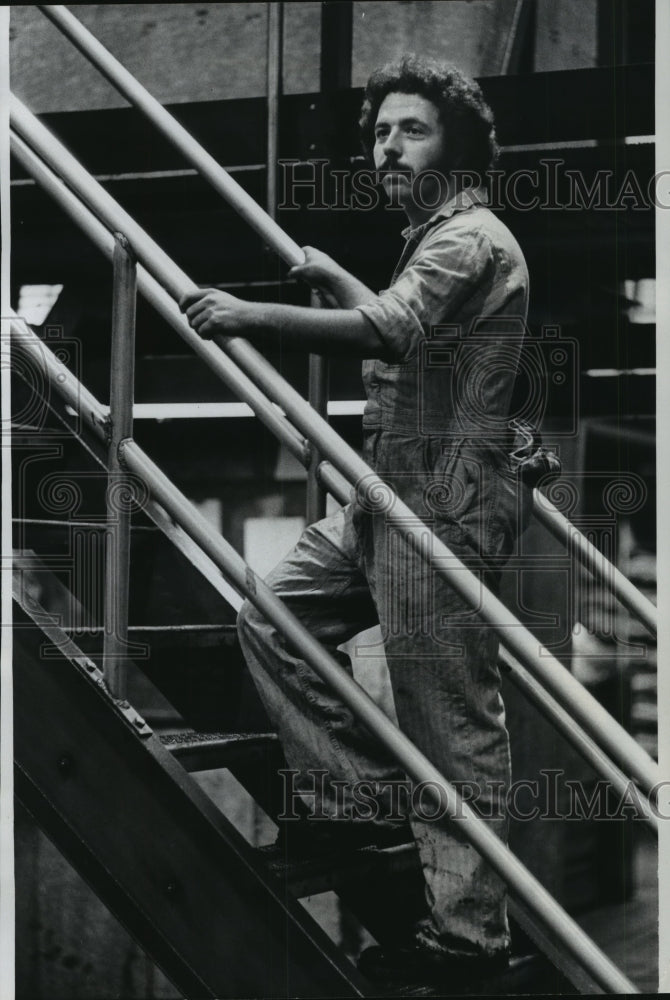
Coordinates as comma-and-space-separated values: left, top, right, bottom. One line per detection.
407, 126, 423, 136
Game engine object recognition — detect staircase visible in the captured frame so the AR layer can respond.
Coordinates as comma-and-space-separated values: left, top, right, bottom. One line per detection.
12, 503, 557, 997
11, 533, 567, 998
11, 495, 654, 995
13, 601, 366, 998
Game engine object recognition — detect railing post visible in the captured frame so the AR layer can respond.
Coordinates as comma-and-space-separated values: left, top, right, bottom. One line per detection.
266, 1, 283, 221
267, 1, 330, 525
304, 1, 353, 525
103, 233, 137, 699
306, 294, 329, 524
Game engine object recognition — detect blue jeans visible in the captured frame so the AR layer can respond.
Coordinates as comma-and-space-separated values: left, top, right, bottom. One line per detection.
238, 448, 522, 959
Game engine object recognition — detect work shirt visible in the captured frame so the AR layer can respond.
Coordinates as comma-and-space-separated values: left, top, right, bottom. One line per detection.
356, 187, 529, 440
354, 187, 530, 557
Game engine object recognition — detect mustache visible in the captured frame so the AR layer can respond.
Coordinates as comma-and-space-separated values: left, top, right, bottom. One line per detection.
377, 163, 412, 178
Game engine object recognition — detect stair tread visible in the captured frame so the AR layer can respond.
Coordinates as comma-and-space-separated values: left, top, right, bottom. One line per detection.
261, 837, 415, 867
160, 730, 276, 750
63, 623, 239, 650
160, 730, 279, 771
13, 518, 157, 530
66, 623, 237, 634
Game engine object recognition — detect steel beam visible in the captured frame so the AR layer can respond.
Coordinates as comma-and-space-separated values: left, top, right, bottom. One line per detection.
320, 2, 353, 91
266, 2, 283, 221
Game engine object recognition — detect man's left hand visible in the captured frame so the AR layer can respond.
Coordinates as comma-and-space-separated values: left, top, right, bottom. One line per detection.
179, 288, 256, 338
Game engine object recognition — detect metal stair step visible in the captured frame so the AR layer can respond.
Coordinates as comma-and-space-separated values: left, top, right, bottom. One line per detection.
260, 840, 419, 898
12, 516, 158, 530
65, 623, 239, 652
159, 730, 279, 772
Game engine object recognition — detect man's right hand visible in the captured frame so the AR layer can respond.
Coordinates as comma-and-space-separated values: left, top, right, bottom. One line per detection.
289, 247, 377, 309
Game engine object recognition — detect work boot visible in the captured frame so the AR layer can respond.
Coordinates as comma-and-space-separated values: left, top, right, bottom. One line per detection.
358, 941, 509, 991
271, 816, 412, 858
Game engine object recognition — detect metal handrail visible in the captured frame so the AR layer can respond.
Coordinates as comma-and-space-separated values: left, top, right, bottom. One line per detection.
9, 100, 659, 800
497, 647, 659, 829
532, 488, 657, 637
35, 4, 658, 641
37, 5, 303, 266
9, 313, 246, 617
9, 131, 308, 469
9, 311, 637, 994
11, 133, 659, 839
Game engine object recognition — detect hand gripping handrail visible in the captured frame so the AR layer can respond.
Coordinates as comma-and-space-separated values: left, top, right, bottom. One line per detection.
36, 4, 658, 642
9, 310, 638, 994
9, 95, 659, 803
12, 132, 659, 839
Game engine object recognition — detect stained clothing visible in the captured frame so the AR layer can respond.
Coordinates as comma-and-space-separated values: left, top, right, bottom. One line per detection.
237, 187, 530, 959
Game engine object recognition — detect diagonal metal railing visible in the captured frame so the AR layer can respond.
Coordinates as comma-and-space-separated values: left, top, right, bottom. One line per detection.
35, 2, 658, 642
9, 96, 659, 803
36, 4, 303, 263
532, 487, 656, 637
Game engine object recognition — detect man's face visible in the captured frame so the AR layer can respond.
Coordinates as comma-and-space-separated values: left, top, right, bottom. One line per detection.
373, 92, 449, 212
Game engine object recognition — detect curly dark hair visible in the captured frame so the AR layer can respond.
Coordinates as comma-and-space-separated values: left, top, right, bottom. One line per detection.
359, 54, 499, 178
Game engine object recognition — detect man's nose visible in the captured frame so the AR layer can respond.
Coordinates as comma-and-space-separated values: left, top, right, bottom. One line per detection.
381, 126, 403, 157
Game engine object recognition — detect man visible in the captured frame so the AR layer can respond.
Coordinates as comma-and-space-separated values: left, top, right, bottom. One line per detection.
181, 55, 530, 987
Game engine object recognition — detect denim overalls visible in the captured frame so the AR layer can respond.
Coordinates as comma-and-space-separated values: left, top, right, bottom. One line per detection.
238, 189, 530, 960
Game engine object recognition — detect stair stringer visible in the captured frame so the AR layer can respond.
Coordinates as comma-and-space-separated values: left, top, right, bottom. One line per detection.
13, 596, 369, 999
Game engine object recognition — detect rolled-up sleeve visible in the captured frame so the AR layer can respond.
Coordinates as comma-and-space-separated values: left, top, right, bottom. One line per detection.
355, 224, 494, 360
